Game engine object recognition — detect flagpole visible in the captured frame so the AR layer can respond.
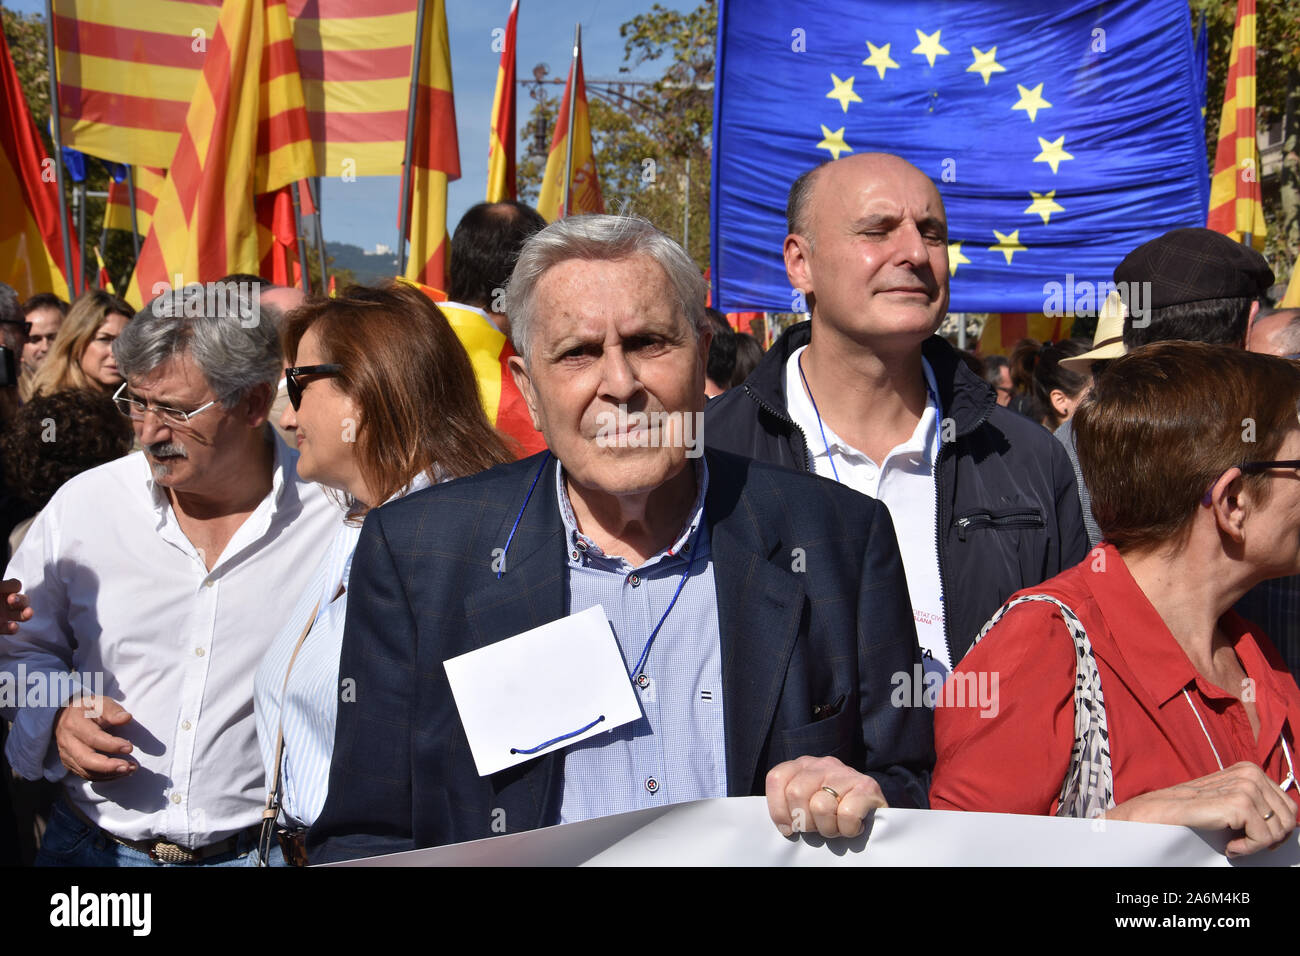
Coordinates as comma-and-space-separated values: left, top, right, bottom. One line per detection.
76, 181, 87, 285
560, 23, 579, 218
125, 167, 140, 262
291, 182, 310, 293
43, 0, 77, 297
396, 0, 429, 275
308, 177, 327, 290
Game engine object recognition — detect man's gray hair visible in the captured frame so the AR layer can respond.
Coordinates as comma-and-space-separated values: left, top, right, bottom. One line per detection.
0, 282, 23, 354
504, 214, 708, 363
114, 283, 281, 408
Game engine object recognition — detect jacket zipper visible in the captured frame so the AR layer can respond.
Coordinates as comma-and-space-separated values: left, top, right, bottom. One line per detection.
745, 384, 814, 473
934, 441, 955, 670
954, 510, 1046, 542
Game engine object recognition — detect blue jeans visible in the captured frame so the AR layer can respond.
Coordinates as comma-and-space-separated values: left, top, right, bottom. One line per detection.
35, 799, 286, 867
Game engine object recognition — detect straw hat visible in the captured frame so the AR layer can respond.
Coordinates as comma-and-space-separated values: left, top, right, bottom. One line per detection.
1061, 290, 1125, 371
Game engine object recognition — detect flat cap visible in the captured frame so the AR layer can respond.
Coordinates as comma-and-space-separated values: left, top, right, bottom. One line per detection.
1113, 227, 1273, 309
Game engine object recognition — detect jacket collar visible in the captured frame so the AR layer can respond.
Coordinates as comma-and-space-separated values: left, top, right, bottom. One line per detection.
741, 320, 996, 439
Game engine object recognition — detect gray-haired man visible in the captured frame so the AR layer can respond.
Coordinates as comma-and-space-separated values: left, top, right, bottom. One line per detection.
0, 283, 336, 866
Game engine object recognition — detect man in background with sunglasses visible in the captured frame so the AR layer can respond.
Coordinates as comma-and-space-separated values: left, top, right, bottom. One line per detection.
0, 281, 336, 866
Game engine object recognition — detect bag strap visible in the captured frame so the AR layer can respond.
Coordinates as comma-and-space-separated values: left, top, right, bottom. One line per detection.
972, 594, 1115, 819
257, 599, 321, 866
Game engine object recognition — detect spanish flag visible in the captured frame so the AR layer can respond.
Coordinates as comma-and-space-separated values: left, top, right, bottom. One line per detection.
0, 20, 78, 299
401, 279, 546, 458
537, 25, 602, 222
126, 0, 316, 306
485, 0, 518, 203
103, 166, 164, 238
1207, 0, 1265, 249
403, 0, 461, 291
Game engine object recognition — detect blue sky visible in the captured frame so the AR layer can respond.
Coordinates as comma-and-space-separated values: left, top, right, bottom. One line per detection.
6, 0, 691, 255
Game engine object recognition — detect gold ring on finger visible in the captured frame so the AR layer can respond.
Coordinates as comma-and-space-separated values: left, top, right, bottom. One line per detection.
821, 785, 841, 801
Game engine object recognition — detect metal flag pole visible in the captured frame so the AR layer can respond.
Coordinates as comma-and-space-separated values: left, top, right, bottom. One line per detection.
308, 178, 327, 288
43, 0, 78, 296
560, 23, 579, 218
290, 182, 311, 293
76, 180, 87, 282
395, 0, 428, 275
125, 167, 141, 262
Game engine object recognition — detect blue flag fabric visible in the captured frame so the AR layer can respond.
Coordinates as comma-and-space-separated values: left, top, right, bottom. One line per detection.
710, 0, 1210, 313
59, 145, 85, 184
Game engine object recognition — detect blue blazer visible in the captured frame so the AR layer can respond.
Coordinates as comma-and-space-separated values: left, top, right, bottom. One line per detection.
308, 448, 933, 863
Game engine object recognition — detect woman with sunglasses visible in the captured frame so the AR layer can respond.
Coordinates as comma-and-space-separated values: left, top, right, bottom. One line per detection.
253, 282, 513, 865
27, 291, 133, 400
932, 342, 1300, 858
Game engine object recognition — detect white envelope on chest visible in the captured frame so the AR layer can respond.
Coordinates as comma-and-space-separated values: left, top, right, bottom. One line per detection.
443, 604, 643, 776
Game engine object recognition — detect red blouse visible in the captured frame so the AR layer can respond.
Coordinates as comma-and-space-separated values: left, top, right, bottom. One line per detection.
931, 543, 1300, 818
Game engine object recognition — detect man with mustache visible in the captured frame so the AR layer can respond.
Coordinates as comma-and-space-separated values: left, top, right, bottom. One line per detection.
0, 282, 336, 866
309, 215, 932, 862
706, 153, 1088, 678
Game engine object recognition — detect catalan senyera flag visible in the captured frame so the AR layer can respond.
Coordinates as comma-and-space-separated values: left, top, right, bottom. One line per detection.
401, 281, 547, 458
486, 0, 518, 202
402, 0, 461, 290
52, 0, 423, 177
0, 19, 78, 299
537, 28, 603, 222
977, 313, 1075, 357
103, 166, 164, 237
126, 0, 316, 307
1207, 0, 1265, 249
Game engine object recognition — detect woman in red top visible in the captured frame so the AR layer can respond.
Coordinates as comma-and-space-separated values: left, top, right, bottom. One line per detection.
932, 341, 1300, 858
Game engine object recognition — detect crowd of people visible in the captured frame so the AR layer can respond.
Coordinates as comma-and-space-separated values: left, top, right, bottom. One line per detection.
0, 151, 1298, 867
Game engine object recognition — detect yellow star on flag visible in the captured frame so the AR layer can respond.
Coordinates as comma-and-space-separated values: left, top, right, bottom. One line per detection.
989, 229, 1027, 265
1011, 82, 1052, 122
817, 124, 852, 161
1024, 189, 1065, 225
862, 41, 900, 80
1033, 135, 1074, 174
948, 241, 971, 275
911, 29, 949, 68
966, 46, 1006, 85
826, 74, 863, 113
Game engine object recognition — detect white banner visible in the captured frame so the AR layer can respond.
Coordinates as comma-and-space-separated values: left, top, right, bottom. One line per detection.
327, 796, 1300, 866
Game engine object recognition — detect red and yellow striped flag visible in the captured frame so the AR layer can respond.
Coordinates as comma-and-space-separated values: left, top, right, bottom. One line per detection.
537, 28, 602, 222
1207, 0, 1265, 249
485, 0, 518, 202
126, 0, 316, 307
0, 20, 78, 299
403, 0, 461, 290
52, 0, 424, 177
103, 166, 164, 237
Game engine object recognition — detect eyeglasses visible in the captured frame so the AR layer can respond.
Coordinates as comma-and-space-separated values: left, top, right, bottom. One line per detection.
112, 381, 227, 428
1240, 459, 1300, 475
0, 320, 31, 336
285, 364, 342, 410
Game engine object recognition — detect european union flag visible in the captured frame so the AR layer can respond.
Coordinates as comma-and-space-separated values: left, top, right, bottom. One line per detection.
710, 0, 1209, 314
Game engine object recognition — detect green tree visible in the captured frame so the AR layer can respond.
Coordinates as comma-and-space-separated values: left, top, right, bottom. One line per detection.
518, 0, 716, 271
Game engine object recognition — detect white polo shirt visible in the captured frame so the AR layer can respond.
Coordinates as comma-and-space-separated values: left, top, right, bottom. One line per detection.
785, 347, 950, 678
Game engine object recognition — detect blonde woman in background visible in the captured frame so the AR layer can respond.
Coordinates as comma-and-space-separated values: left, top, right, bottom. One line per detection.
27, 291, 133, 399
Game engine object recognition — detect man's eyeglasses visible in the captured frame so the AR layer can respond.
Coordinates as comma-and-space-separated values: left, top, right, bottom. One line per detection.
112, 382, 227, 428
285, 364, 342, 410
1240, 460, 1300, 475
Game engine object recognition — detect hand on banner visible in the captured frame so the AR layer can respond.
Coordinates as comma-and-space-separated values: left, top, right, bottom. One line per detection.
1105, 761, 1297, 857
766, 755, 887, 838
2, 578, 32, 634
55, 696, 137, 781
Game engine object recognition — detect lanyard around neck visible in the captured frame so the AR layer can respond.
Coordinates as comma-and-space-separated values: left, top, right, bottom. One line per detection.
1182, 688, 1297, 792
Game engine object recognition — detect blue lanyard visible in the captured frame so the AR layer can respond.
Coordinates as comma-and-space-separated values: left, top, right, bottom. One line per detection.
627, 525, 701, 683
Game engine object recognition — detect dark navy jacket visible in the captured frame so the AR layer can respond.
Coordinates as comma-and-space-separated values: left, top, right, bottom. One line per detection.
705, 322, 1089, 665
308, 447, 933, 863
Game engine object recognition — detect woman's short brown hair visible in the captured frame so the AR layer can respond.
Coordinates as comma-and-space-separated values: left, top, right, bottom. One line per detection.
282, 281, 515, 518
1074, 340, 1300, 552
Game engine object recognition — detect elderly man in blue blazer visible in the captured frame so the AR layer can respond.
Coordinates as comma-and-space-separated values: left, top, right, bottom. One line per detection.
308, 215, 932, 863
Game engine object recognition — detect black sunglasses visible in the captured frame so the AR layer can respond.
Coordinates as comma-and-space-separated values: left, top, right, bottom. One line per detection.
0, 319, 32, 336
1240, 459, 1300, 474
285, 364, 342, 410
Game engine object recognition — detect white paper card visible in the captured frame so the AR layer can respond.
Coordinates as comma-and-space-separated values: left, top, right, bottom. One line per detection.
443, 604, 642, 776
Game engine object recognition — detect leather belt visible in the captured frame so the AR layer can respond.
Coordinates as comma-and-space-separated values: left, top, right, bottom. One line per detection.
66, 800, 260, 864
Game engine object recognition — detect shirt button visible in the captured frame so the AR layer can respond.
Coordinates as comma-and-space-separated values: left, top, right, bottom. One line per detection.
575, 540, 588, 552
570, 550, 579, 560
645, 777, 659, 794
636, 674, 650, 689
195, 647, 205, 657
170, 793, 182, 804
203, 579, 213, 588
181, 720, 192, 731
629, 573, 641, 588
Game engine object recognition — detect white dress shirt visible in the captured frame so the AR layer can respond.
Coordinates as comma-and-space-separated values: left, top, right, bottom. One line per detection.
1, 431, 337, 846
785, 347, 950, 676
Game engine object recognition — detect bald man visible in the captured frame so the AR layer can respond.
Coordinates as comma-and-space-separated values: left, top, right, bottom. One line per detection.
1247, 308, 1300, 358
706, 153, 1087, 671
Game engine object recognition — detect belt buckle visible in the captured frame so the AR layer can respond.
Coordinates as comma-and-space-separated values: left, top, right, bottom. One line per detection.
276, 828, 309, 867
149, 841, 199, 864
